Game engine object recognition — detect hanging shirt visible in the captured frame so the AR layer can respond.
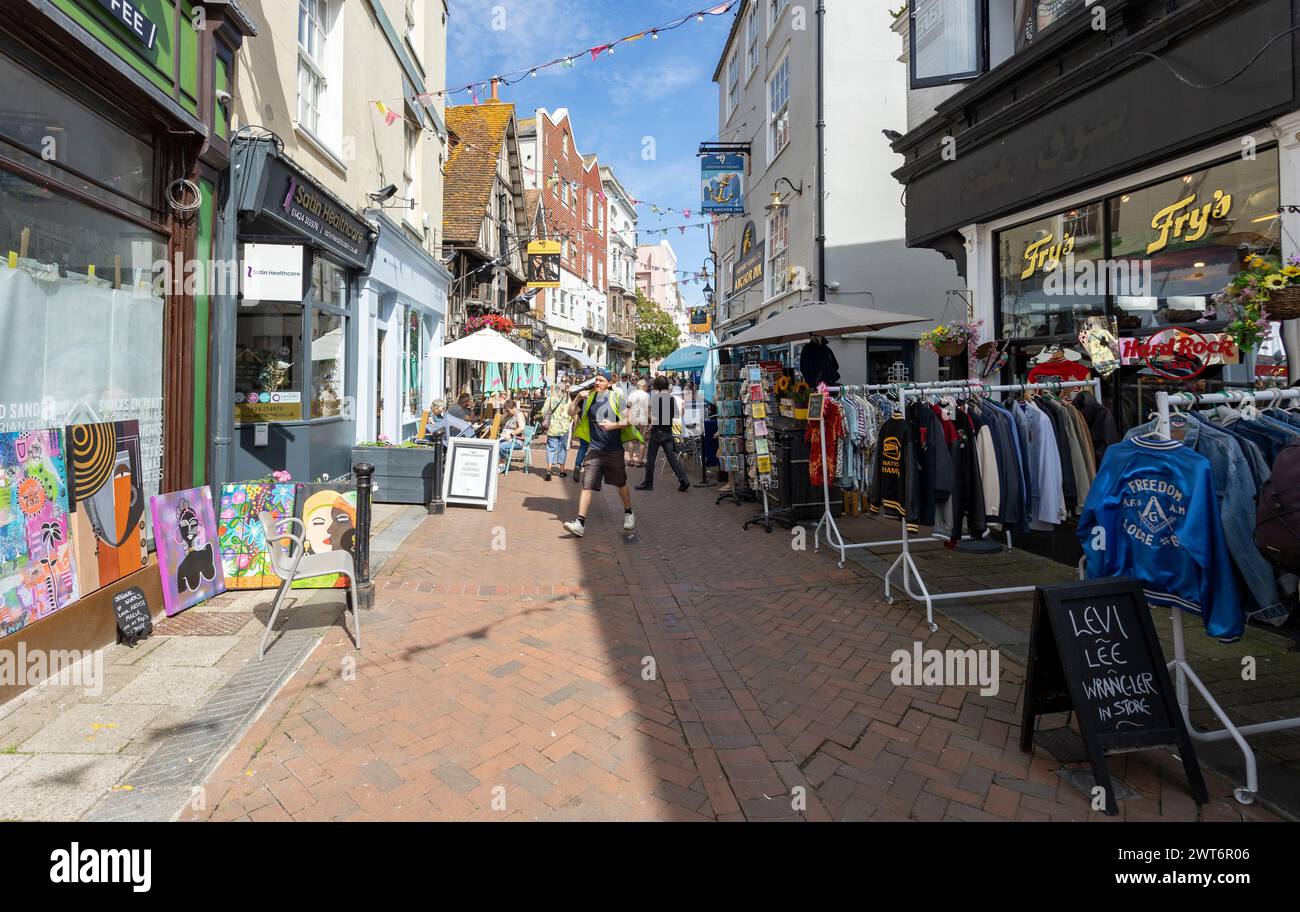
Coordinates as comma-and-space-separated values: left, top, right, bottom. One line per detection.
1015, 401, 1066, 529
1079, 435, 1243, 642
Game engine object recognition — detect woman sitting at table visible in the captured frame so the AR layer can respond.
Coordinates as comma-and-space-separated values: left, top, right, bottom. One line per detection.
497, 399, 527, 471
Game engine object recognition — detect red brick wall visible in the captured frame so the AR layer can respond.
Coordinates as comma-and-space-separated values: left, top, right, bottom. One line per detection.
538, 112, 607, 295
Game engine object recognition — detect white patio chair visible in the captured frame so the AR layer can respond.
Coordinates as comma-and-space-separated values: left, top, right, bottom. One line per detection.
257, 511, 360, 660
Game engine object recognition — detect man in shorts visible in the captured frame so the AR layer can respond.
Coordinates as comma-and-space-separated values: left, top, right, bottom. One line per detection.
563, 371, 643, 537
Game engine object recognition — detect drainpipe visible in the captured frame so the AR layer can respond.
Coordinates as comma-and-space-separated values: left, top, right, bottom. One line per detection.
815, 0, 827, 304
209, 151, 240, 490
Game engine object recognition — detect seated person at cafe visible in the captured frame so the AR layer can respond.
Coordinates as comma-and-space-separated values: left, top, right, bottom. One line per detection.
448, 393, 474, 422
428, 397, 474, 439
497, 399, 528, 470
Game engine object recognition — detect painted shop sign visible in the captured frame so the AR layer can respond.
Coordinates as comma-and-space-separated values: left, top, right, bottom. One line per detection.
1147, 189, 1232, 255
258, 158, 373, 269
732, 221, 765, 295
94, 0, 159, 50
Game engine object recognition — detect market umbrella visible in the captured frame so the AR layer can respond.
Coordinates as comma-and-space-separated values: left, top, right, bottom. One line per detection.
484, 362, 505, 393
658, 345, 710, 372
717, 301, 926, 347
437, 327, 542, 364
528, 363, 544, 388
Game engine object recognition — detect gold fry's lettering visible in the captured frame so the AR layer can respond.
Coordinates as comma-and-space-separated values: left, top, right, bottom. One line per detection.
1020, 232, 1074, 279
1147, 189, 1232, 255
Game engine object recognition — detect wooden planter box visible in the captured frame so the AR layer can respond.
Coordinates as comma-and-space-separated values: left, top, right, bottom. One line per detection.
351, 445, 444, 513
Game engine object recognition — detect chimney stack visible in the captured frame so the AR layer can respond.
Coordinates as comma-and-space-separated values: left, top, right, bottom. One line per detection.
490, 78, 500, 102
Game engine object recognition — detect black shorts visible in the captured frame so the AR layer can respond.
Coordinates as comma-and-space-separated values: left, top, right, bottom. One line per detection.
582, 446, 627, 491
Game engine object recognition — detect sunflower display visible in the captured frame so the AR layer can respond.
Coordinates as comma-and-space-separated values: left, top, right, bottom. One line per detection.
1216, 253, 1300, 351
774, 375, 792, 396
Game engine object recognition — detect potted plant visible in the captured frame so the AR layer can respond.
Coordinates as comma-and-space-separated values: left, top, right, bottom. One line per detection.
1215, 254, 1300, 354
351, 436, 443, 513
791, 382, 812, 421
920, 321, 979, 358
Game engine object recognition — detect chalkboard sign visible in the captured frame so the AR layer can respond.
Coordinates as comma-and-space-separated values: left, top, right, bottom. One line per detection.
112, 586, 153, 646
1019, 578, 1206, 815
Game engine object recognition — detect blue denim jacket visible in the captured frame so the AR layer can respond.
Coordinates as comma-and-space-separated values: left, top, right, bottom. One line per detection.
1128, 417, 1285, 621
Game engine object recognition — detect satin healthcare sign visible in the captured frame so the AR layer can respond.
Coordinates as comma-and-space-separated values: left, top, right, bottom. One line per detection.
701, 153, 745, 215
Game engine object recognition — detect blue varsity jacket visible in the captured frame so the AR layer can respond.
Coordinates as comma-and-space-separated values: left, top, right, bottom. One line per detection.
1077, 435, 1243, 641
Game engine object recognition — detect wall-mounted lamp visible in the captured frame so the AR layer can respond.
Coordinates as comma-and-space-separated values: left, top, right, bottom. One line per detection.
765, 177, 804, 213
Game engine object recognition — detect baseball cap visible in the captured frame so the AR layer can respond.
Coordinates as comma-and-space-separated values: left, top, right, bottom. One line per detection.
596, 369, 614, 381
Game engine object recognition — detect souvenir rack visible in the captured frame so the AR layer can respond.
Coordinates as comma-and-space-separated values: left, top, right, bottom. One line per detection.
1155, 386, 1300, 805
812, 378, 1103, 633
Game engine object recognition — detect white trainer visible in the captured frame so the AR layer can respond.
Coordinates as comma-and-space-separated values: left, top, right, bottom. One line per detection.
564, 519, 585, 537
623, 511, 635, 531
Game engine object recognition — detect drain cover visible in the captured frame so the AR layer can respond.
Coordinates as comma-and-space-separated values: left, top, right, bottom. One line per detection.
154, 611, 254, 636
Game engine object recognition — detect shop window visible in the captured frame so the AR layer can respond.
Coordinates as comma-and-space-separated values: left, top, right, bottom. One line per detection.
311, 309, 346, 419
997, 202, 1105, 338
0, 51, 166, 534
910, 0, 1084, 88
403, 308, 427, 419
235, 302, 303, 420
1108, 147, 1279, 332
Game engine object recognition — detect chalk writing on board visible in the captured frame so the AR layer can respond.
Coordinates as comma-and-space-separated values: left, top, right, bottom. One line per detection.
1065, 598, 1159, 730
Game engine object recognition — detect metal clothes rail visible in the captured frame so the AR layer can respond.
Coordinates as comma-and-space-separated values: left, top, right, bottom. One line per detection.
1155, 386, 1300, 805
812, 378, 1102, 632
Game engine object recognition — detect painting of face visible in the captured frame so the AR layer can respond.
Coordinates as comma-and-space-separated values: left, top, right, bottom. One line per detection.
292, 484, 357, 590
0, 429, 79, 637
150, 486, 225, 616
65, 421, 147, 597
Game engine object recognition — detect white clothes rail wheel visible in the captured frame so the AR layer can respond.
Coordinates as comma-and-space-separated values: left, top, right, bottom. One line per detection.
812, 378, 1102, 633
1156, 386, 1300, 806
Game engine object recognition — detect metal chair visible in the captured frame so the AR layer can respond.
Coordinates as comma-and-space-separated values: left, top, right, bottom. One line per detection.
501, 424, 537, 474
257, 511, 360, 660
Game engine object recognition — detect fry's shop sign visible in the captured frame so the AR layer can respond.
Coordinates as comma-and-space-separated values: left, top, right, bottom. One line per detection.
1121, 329, 1236, 379
1146, 189, 1232, 255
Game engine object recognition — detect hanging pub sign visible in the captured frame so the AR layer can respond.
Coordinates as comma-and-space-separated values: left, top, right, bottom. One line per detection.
689, 307, 712, 333
700, 152, 745, 215
732, 221, 765, 295
526, 240, 561, 288
1020, 579, 1207, 815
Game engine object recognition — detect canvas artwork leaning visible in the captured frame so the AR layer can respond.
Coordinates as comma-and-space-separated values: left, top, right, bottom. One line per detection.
218, 483, 296, 589
150, 487, 225, 616
0, 429, 80, 638
291, 483, 357, 589
66, 421, 148, 597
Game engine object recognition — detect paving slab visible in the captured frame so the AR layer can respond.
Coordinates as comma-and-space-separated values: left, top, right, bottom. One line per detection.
146, 636, 241, 667
0, 753, 136, 821
19, 703, 167, 755
106, 666, 229, 708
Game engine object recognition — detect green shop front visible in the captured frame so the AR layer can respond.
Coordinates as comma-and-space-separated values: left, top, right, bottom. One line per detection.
0, 0, 254, 696
217, 136, 377, 486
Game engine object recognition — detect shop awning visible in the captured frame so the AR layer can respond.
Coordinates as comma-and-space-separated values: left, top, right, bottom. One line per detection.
718, 302, 925, 347
556, 347, 600, 369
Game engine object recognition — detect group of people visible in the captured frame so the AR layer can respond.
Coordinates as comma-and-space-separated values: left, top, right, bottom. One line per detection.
536, 370, 695, 537
427, 369, 699, 537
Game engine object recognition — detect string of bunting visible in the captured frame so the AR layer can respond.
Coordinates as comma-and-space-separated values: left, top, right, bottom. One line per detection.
371, 1, 737, 108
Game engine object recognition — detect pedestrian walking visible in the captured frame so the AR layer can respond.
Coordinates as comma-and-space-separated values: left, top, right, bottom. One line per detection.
636, 375, 691, 493
626, 378, 650, 467
563, 370, 643, 537
539, 382, 573, 481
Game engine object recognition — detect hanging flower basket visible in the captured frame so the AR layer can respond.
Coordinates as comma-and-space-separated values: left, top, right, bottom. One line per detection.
920, 321, 979, 358
1267, 284, 1300, 321
1215, 254, 1300, 352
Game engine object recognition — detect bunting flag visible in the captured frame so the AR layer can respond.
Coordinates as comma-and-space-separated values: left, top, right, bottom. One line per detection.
367, 2, 737, 108
374, 101, 399, 126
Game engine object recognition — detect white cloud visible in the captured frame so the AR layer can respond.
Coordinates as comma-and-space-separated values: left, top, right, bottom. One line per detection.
604, 59, 709, 110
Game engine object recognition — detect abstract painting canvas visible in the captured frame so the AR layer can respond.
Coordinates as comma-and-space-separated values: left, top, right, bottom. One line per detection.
218, 483, 296, 589
150, 486, 225, 616
66, 421, 148, 597
0, 429, 80, 638
291, 483, 357, 589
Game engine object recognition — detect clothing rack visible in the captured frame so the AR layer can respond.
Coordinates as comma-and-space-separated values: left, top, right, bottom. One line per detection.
1155, 386, 1300, 805
812, 378, 1102, 632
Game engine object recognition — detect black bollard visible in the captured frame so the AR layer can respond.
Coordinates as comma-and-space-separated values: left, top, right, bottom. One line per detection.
429, 436, 446, 514
353, 462, 375, 609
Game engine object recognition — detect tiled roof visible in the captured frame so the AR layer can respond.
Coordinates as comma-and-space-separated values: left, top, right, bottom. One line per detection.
443, 102, 515, 245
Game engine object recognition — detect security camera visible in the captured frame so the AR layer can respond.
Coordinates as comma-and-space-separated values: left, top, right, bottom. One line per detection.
216, 90, 233, 107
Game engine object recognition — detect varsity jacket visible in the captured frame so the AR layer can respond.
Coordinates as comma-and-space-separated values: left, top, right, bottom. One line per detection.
1078, 435, 1243, 642
870, 414, 911, 525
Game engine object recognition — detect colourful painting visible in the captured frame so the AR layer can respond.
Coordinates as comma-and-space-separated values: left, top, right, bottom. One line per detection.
150, 486, 225, 616
0, 429, 80, 637
291, 483, 357, 589
66, 421, 148, 597
217, 483, 296, 589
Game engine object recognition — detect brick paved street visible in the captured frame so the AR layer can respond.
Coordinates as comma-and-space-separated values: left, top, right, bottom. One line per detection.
183, 451, 1279, 822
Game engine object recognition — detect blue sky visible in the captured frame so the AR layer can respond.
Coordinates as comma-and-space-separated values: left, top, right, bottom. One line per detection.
445, 0, 736, 310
